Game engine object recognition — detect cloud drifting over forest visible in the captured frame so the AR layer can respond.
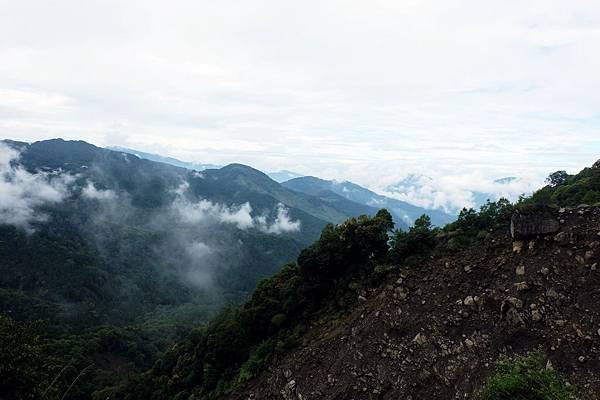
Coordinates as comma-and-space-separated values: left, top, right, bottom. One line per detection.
0, 143, 70, 231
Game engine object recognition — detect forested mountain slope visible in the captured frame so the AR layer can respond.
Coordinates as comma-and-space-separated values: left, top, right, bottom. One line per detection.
109, 160, 600, 400
0, 138, 399, 399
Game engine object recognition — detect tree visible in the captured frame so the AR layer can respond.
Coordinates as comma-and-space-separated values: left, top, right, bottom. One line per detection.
298, 210, 394, 281
546, 171, 569, 187
0, 316, 50, 400
388, 214, 436, 264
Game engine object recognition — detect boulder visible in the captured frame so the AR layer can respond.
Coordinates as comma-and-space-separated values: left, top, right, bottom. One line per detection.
510, 210, 560, 239
413, 333, 428, 346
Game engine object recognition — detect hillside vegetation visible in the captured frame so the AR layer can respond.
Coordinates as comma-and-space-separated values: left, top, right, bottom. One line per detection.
0, 139, 405, 399
107, 160, 600, 400
2, 143, 599, 399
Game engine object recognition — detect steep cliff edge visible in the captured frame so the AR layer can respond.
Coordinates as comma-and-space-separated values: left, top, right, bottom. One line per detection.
236, 206, 600, 399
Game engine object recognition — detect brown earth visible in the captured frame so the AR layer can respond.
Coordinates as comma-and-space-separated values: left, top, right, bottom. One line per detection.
235, 206, 600, 399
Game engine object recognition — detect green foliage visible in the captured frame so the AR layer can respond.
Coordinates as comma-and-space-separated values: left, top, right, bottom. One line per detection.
526, 164, 600, 207
388, 214, 437, 264
115, 211, 394, 399
439, 198, 514, 249
0, 316, 53, 400
482, 352, 575, 400
298, 210, 394, 281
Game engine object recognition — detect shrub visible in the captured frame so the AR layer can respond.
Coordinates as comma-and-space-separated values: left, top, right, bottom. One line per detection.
482, 352, 575, 400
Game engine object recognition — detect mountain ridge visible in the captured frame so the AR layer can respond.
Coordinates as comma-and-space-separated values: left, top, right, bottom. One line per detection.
283, 175, 454, 229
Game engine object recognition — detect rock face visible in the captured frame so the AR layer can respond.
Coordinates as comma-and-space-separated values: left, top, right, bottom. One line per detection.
510, 210, 560, 239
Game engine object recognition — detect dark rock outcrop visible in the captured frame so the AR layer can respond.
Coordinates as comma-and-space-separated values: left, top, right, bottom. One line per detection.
510, 210, 560, 239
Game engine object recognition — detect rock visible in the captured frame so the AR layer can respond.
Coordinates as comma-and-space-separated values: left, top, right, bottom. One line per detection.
554, 231, 569, 244
512, 241, 524, 254
585, 250, 595, 261
575, 255, 585, 265
594, 159, 600, 168
532, 310, 543, 322
546, 288, 560, 300
546, 360, 554, 370
578, 356, 586, 363
413, 333, 428, 346
464, 265, 472, 273
540, 267, 550, 276
514, 282, 529, 291
506, 308, 525, 326
284, 370, 292, 379
501, 297, 525, 326
281, 380, 302, 400
358, 295, 367, 302
463, 296, 476, 306
394, 287, 408, 300
505, 296, 523, 309
510, 210, 560, 240
516, 265, 526, 276
465, 338, 475, 349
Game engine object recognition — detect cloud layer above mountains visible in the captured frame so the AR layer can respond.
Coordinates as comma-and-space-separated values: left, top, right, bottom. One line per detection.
1, 0, 598, 210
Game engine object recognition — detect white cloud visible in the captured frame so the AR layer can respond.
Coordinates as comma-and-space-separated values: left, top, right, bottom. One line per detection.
261, 203, 301, 234
82, 182, 117, 201
0, 0, 598, 211
382, 172, 541, 213
0, 143, 70, 231
172, 196, 255, 230
171, 184, 300, 233
186, 241, 212, 260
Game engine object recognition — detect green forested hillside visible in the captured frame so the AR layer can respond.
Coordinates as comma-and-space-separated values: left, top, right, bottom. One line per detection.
101, 161, 600, 400
0, 138, 396, 399
4, 139, 594, 399
525, 163, 600, 207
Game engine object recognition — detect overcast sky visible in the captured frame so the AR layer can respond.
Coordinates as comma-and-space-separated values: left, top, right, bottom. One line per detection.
1, 0, 599, 210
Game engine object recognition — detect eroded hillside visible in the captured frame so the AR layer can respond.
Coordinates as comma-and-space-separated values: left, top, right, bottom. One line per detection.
237, 206, 600, 399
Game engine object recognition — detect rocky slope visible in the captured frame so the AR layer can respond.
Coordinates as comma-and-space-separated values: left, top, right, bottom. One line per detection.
236, 206, 600, 399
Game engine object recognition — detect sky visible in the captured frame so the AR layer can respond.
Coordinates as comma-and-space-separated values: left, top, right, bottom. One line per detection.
1, 0, 599, 211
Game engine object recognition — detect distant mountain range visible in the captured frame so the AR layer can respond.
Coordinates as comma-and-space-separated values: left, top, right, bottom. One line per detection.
107, 146, 221, 171
266, 170, 304, 183
283, 176, 454, 228
110, 146, 455, 229
110, 146, 305, 183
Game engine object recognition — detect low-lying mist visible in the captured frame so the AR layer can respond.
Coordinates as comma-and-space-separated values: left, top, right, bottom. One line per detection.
0, 142, 302, 325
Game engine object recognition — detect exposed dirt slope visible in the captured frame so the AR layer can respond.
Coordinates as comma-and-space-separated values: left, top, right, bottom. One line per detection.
236, 206, 600, 399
